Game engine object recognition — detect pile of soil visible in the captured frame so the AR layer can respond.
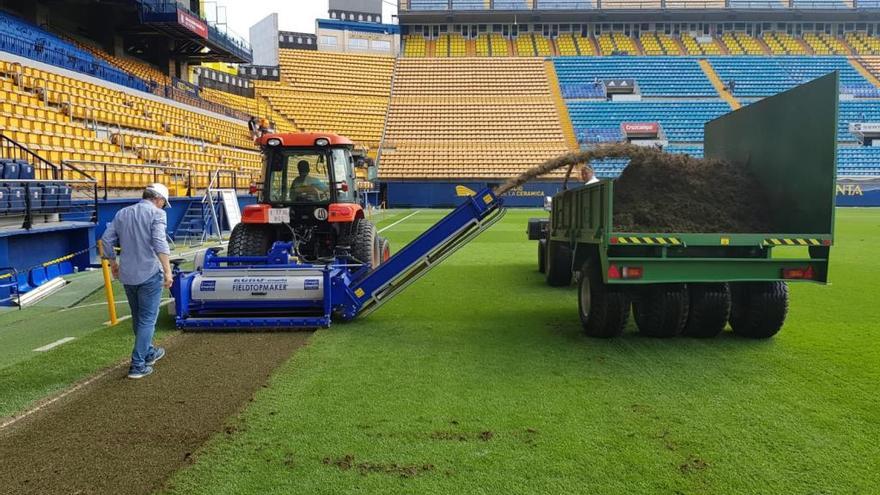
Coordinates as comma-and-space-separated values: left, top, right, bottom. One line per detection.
611, 152, 774, 233
494, 143, 773, 234
0, 332, 310, 495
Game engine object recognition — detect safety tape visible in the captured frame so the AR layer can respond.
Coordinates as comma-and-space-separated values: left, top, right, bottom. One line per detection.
763, 238, 822, 246
0, 245, 96, 283
615, 236, 682, 246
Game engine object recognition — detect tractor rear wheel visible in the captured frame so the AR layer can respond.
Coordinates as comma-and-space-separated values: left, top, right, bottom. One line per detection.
348, 220, 378, 268
682, 283, 731, 338
730, 282, 789, 339
545, 241, 572, 287
537, 239, 547, 274
578, 261, 630, 338
633, 284, 689, 338
376, 235, 392, 264
228, 223, 275, 258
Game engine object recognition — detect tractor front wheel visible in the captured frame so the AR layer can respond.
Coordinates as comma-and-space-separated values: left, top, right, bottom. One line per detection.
348, 220, 378, 268
228, 223, 275, 258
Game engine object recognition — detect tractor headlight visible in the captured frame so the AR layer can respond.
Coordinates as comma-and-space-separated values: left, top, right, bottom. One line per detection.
266, 138, 281, 146
315, 138, 330, 147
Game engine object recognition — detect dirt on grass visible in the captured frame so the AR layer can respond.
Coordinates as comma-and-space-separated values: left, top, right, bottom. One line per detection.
494, 143, 774, 233
611, 153, 773, 233
0, 332, 310, 495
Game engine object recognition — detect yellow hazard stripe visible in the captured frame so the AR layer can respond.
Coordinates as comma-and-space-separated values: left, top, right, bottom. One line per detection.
765, 238, 825, 246
617, 237, 680, 245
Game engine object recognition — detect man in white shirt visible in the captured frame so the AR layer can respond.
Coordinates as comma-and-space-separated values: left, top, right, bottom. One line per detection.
580, 165, 600, 185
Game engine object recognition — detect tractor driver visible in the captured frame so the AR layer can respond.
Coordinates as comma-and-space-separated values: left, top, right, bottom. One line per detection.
290, 159, 329, 201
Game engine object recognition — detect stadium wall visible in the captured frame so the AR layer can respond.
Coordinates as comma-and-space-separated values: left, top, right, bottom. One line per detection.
91, 195, 258, 239
386, 181, 567, 208
384, 181, 880, 208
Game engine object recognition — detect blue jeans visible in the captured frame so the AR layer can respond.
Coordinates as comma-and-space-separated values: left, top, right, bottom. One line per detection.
123, 271, 164, 368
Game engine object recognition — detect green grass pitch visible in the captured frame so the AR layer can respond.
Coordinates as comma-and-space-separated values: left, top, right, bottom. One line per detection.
150, 208, 880, 494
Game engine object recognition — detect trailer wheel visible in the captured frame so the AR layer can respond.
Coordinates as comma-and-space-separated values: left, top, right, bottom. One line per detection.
545, 241, 572, 287
682, 283, 731, 338
537, 239, 547, 274
633, 284, 689, 338
578, 262, 630, 338
348, 220, 378, 268
228, 223, 275, 258
730, 282, 789, 339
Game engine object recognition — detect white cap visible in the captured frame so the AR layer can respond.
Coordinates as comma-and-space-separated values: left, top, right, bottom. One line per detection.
146, 183, 171, 209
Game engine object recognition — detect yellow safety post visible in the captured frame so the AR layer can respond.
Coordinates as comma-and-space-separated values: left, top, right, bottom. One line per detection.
97, 240, 118, 326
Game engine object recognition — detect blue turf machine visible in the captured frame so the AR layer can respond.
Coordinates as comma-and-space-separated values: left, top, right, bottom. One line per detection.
170, 188, 505, 329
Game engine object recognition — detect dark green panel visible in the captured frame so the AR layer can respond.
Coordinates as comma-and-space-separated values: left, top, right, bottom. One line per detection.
704, 73, 838, 235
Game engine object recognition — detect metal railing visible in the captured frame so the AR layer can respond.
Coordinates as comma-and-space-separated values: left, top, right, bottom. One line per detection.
60, 160, 254, 200
0, 33, 150, 91
0, 179, 98, 230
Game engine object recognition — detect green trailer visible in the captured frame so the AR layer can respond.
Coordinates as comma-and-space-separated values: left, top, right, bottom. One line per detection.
530, 74, 837, 339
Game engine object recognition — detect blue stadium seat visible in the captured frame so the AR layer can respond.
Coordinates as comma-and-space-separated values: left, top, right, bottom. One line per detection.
554, 57, 716, 97
0, 186, 8, 215
16, 160, 34, 180
408, 0, 450, 10
6, 187, 25, 214
569, 100, 730, 143
0, 11, 149, 91
41, 183, 59, 212
1, 160, 19, 182
59, 261, 75, 275
838, 146, 880, 176
45, 263, 61, 280
537, 0, 595, 8
26, 186, 43, 213
28, 266, 48, 288
16, 272, 31, 294
56, 184, 72, 212
494, 0, 530, 8
709, 56, 873, 97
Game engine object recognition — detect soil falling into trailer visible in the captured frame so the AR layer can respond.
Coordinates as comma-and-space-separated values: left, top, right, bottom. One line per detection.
494, 143, 773, 233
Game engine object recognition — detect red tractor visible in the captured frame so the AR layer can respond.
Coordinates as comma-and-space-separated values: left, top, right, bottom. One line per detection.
229, 133, 390, 266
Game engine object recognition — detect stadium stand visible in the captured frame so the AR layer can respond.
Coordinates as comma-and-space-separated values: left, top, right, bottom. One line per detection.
403, 34, 427, 57
0, 57, 259, 190
379, 58, 570, 179
846, 32, 880, 55
0, 11, 147, 91
254, 49, 394, 156
64, 37, 172, 87
554, 57, 715, 97
708, 56, 875, 97
199, 87, 296, 133
681, 33, 724, 56
568, 100, 731, 143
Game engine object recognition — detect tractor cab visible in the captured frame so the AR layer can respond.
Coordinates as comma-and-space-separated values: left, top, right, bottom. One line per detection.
231, 133, 387, 266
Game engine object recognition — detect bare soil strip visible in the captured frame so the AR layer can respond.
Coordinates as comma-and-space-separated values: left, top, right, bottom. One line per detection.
0, 332, 311, 495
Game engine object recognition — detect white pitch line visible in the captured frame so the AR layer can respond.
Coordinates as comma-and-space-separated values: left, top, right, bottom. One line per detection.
103, 299, 171, 326
33, 337, 76, 352
60, 300, 129, 312
378, 210, 420, 233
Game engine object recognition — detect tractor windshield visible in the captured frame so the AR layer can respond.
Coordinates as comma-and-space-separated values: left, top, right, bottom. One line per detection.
267, 151, 332, 203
